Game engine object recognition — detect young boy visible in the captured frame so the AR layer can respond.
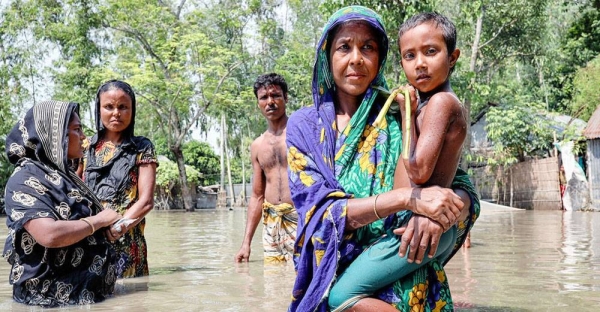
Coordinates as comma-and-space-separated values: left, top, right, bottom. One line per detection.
395, 12, 465, 188
393, 12, 469, 259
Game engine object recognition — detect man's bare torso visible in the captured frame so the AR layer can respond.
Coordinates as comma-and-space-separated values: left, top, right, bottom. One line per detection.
255, 128, 292, 204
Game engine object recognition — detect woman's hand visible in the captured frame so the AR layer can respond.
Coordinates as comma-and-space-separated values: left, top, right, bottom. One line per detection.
95, 209, 121, 225
95, 209, 122, 242
409, 186, 463, 231
394, 214, 444, 264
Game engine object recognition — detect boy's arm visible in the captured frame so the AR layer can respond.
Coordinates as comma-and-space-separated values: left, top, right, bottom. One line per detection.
235, 139, 266, 262
402, 93, 461, 185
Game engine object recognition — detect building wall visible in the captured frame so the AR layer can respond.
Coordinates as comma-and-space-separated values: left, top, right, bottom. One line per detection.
471, 156, 562, 210
587, 139, 600, 211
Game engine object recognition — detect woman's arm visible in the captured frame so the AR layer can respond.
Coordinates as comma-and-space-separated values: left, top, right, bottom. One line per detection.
24, 209, 121, 248
345, 185, 464, 231
121, 163, 156, 227
393, 190, 469, 264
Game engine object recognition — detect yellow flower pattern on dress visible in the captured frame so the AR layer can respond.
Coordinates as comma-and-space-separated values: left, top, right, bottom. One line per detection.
335, 144, 346, 161
314, 249, 325, 266
297, 234, 305, 248
288, 147, 307, 173
436, 269, 446, 283
409, 281, 429, 312
305, 205, 316, 224
358, 125, 378, 153
300, 172, 315, 186
359, 152, 376, 175
432, 299, 447, 312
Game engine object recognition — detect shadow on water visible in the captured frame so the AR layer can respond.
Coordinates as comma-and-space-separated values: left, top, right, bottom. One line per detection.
150, 265, 214, 275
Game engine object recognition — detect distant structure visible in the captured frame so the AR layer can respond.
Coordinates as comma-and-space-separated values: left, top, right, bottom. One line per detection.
583, 105, 600, 211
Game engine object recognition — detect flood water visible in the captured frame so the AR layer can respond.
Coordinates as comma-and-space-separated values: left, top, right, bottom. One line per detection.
0, 202, 599, 311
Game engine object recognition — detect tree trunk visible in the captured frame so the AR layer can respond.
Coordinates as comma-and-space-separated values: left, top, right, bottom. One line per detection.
238, 139, 247, 207
172, 145, 194, 211
462, 7, 484, 169
509, 166, 514, 208
225, 126, 234, 208
220, 114, 226, 191
216, 115, 227, 208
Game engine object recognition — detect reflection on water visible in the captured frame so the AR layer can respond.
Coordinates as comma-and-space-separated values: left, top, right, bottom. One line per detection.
0, 203, 599, 311
447, 204, 600, 312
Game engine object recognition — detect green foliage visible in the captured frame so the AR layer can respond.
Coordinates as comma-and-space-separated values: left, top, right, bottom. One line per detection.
156, 158, 201, 188
182, 140, 220, 186
485, 94, 553, 165
571, 54, 600, 121
0, 141, 13, 208
546, 1, 600, 112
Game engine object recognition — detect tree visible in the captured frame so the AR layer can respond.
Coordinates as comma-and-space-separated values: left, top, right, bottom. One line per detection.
571, 54, 600, 121
100, 0, 243, 211
182, 140, 220, 186
546, 0, 600, 112
485, 84, 553, 164
155, 157, 201, 209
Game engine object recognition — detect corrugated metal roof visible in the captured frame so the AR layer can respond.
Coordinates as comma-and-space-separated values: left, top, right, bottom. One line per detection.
584, 105, 600, 139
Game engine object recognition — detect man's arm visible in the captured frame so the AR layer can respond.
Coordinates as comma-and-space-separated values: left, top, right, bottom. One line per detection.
235, 139, 266, 262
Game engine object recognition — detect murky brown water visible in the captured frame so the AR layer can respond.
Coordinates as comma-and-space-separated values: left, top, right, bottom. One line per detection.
0, 202, 599, 311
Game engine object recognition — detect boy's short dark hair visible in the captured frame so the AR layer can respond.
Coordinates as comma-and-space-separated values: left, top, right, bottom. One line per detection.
253, 73, 288, 98
398, 12, 457, 55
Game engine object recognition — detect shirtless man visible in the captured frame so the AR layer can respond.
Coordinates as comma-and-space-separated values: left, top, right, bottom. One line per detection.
235, 73, 297, 263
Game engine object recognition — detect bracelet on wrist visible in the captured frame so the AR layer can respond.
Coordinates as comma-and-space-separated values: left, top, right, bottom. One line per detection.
81, 217, 95, 235
373, 194, 382, 220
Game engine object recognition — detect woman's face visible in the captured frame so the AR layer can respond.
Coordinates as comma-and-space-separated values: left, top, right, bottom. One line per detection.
67, 112, 86, 159
329, 21, 380, 100
99, 89, 133, 135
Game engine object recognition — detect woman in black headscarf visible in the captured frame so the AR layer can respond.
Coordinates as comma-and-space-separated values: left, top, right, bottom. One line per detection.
3, 101, 122, 307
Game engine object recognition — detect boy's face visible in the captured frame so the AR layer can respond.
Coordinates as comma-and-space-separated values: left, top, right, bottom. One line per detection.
399, 21, 459, 93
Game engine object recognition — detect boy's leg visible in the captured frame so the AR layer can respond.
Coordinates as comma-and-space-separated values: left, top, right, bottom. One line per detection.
328, 226, 457, 311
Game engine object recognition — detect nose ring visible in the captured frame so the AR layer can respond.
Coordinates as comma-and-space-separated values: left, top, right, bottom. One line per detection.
359, 58, 364, 65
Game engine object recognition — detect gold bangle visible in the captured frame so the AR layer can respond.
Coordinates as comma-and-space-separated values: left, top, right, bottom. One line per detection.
81, 217, 95, 235
373, 194, 382, 220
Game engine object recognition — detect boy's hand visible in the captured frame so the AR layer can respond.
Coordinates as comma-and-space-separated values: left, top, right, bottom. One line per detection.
394, 214, 444, 263
396, 85, 418, 114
